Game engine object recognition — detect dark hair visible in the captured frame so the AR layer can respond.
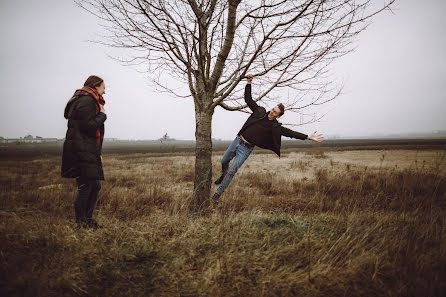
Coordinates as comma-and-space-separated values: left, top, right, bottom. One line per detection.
83, 75, 104, 88
277, 103, 285, 116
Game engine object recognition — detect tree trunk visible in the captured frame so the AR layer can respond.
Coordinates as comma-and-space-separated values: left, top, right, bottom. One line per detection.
189, 108, 213, 214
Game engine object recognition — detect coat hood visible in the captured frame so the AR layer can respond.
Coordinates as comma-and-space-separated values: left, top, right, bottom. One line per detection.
64, 96, 78, 119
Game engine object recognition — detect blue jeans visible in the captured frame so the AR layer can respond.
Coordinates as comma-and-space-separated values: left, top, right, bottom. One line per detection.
75, 178, 101, 224
216, 136, 254, 195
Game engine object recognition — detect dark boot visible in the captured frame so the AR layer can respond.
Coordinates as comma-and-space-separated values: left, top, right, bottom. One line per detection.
76, 219, 99, 229
86, 218, 101, 229
211, 193, 221, 205
76, 220, 88, 229
215, 162, 229, 185
214, 173, 226, 185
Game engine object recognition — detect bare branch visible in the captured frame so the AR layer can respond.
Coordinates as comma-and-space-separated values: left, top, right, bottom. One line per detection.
78, 0, 395, 125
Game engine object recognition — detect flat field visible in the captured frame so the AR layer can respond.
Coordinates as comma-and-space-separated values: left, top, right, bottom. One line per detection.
1, 140, 445, 296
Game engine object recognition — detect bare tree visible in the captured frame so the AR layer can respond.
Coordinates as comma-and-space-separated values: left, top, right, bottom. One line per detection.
77, 0, 394, 213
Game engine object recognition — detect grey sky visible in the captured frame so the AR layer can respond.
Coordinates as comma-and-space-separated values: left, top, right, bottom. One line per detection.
0, 0, 445, 140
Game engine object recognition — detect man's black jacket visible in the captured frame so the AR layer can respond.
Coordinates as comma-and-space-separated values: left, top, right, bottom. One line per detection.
238, 84, 307, 157
61, 94, 106, 180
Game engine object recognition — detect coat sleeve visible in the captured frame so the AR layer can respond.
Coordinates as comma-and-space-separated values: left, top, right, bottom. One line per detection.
245, 84, 260, 112
75, 96, 107, 133
281, 126, 308, 140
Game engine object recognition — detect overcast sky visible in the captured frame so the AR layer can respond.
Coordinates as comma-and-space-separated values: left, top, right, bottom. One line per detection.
1, 0, 445, 140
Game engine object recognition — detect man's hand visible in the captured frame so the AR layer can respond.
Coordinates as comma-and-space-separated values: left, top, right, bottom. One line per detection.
308, 131, 324, 142
246, 74, 253, 84
99, 104, 105, 113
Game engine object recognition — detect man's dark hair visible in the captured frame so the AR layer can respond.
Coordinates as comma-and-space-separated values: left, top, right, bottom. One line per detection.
278, 103, 285, 116
84, 75, 104, 88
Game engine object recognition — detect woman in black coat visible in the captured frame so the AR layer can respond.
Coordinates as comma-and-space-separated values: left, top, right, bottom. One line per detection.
62, 75, 107, 228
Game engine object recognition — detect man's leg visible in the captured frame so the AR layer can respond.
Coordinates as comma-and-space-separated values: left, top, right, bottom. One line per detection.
215, 136, 240, 184
213, 142, 253, 203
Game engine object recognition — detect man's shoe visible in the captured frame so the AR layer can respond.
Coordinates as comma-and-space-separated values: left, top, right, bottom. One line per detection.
214, 174, 225, 185
212, 193, 221, 204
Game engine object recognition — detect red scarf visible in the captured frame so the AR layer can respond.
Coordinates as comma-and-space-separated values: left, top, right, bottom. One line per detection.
73, 87, 105, 146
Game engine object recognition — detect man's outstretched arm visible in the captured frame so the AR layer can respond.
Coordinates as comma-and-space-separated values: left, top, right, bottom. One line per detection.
281, 127, 324, 142
244, 74, 260, 112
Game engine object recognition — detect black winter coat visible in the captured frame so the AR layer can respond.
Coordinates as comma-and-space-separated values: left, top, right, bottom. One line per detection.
61, 94, 107, 180
238, 84, 307, 157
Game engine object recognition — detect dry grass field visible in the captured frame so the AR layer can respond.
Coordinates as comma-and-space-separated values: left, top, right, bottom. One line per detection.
1, 143, 445, 296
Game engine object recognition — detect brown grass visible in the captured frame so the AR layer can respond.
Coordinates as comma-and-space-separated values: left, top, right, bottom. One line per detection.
1, 149, 445, 296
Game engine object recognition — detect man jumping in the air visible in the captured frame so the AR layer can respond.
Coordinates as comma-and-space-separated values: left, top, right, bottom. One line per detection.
212, 74, 324, 204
